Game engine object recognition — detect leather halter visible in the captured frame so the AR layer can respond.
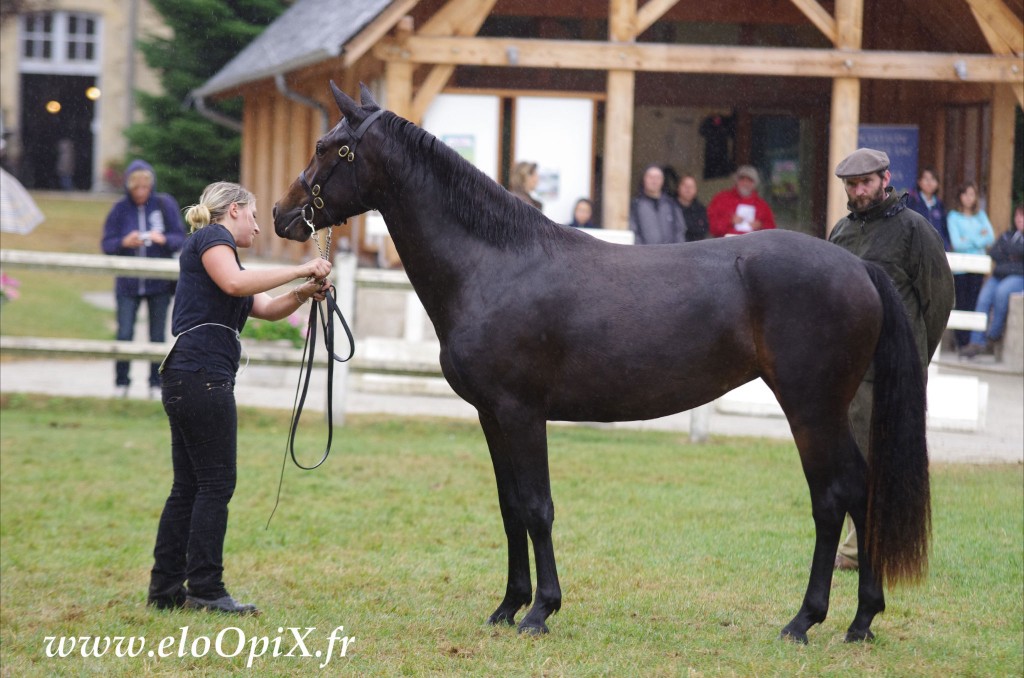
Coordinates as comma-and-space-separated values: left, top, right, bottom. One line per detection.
298, 109, 384, 230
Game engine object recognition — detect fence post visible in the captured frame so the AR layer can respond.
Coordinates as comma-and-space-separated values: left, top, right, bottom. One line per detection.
689, 402, 710, 443
330, 250, 357, 427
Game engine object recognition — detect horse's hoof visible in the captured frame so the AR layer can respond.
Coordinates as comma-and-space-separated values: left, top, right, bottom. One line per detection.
779, 628, 809, 645
487, 612, 516, 627
844, 628, 875, 643
517, 621, 549, 635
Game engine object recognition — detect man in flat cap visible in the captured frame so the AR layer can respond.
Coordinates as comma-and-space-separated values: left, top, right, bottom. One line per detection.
707, 165, 777, 237
829, 147, 954, 571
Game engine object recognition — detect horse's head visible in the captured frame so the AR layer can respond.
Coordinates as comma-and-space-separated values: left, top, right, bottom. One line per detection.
273, 82, 385, 242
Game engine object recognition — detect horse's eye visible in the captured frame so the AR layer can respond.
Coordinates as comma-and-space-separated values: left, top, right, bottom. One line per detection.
315, 142, 325, 158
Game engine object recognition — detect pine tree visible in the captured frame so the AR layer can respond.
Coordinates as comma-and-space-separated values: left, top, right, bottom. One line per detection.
125, 0, 287, 202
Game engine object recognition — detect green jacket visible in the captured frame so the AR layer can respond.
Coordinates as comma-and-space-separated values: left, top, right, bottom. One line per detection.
829, 188, 955, 372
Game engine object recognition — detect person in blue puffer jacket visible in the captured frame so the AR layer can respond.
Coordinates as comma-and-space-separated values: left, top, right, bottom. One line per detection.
101, 159, 185, 398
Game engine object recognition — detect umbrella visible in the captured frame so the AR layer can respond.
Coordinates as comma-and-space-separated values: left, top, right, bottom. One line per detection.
0, 167, 45, 235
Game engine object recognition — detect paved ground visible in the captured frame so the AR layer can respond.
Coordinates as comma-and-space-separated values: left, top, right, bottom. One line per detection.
1, 353, 1020, 465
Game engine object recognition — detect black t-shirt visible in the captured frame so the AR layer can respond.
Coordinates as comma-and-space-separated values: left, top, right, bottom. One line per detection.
165, 224, 254, 379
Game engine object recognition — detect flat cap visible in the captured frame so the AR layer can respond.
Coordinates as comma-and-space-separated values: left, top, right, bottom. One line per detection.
735, 164, 760, 185
835, 148, 890, 178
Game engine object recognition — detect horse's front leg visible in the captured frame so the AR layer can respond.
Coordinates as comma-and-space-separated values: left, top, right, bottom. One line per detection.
479, 412, 533, 627
479, 410, 561, 634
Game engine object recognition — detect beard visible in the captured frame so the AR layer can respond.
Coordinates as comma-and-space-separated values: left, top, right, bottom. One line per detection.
849, 184, 887, 211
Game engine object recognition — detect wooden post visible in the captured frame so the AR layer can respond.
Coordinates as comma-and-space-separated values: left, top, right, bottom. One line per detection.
602, 0, 637, 231
603, 72, 635, 230
826, 77, 860, 234
987, 84, 1017, 234
382, 18, 415, 267
826, 0, 864, 236
330, 250, 357, 427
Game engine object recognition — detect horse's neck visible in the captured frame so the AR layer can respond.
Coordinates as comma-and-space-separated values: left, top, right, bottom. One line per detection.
378, 203, 478, 319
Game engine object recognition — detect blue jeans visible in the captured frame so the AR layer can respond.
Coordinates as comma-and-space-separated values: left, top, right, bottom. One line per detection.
970, 274, 1024, 344
149, 369, 237, 603
953, 273, 984, 347
115, 293, 171, 387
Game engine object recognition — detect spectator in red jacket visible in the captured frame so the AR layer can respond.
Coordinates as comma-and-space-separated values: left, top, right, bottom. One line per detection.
706, 165, 777, 237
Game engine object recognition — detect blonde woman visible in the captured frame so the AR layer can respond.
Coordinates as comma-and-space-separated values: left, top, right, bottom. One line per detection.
508, 160, 542, 210
148, 182, 331, 615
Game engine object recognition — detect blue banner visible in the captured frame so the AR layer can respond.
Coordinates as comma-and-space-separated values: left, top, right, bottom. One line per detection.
857, 125, 919, 194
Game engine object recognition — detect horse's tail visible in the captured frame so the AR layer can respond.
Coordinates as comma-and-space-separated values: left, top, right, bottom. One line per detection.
863, 261, 930, 586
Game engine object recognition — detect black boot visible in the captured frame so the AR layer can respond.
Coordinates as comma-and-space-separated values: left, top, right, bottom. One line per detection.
183, 594, 260, 616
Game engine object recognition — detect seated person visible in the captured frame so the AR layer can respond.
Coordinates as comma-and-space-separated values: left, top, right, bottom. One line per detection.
568, 198, 598, 228
707, 165, 776, 237
961, 204, 1024, 358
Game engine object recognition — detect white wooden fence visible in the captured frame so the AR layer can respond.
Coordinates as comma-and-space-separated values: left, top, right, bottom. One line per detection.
0, 247, 995, 433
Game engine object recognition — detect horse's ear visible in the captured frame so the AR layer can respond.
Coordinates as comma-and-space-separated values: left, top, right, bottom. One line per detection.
358, 82, 379, 110
330, 80, 360, 119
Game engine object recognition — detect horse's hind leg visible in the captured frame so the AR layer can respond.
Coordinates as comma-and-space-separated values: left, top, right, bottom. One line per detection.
844, 382, 886, 642
779, 418, 864, 644
846, 501, 885, 642
479, 411, 534, 626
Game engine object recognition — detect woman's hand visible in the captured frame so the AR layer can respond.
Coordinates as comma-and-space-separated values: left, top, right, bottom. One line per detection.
296, 278, 331, 303
300, 258, 332, 282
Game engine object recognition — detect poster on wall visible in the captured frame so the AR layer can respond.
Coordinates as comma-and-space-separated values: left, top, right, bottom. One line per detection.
857, 125, 919, 193
536, 169, 560, 203
423, 94, 500, 179
443, 134, 476, 164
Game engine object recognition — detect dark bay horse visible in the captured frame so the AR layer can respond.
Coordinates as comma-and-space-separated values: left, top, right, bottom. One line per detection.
273, 83, 930, 643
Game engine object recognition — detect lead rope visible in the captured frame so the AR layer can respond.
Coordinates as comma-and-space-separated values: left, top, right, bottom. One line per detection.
267, 223, 355, 528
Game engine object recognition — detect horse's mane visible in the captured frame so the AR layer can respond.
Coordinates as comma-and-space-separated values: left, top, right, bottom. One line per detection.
379, 113, 573, 250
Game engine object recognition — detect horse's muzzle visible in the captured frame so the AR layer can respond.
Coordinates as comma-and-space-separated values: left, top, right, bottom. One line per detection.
272, 204, 312, 242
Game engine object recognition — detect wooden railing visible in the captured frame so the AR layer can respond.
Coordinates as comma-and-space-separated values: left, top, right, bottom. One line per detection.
0, 247, 997, 434
945, 253, 992, 333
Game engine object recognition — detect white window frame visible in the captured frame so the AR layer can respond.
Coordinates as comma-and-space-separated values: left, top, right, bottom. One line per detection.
19, 11, 102, 76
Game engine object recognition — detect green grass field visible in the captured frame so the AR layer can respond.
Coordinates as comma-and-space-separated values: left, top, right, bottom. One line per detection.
1, 394, 1021, 676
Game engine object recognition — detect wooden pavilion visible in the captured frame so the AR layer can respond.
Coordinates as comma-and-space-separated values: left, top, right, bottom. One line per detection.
193, 0, 1024, 262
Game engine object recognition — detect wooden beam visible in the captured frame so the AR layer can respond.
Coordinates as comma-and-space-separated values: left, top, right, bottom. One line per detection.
342, 0, 422, 68
609, 0, 637, 42
603, 0, 637, 231
988, 84, 1017, 234
788, 0, 837, 43
826, 78, 861, 236
964, 0, 1024, 56
636, 0, 680, 36
835, 0, 863, 49
419, 0, 493, 35
409, 0, 498, 124
965, 0, 1024, 106
603, 71, 635, 231
384, 24, 414, 268
375, 36, 1024, 83
826, 0, 863, 235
